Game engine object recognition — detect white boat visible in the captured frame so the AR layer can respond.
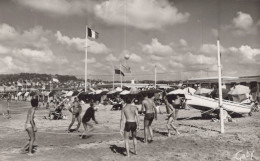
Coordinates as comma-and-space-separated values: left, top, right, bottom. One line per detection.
185, 94, 252, 115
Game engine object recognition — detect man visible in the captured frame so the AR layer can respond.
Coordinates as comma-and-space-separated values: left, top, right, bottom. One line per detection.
120, 97, 140, 157
21, 96, 38, 155
141, 93, 157, 144
67, 97, 82, 132
81, 102, 98, 139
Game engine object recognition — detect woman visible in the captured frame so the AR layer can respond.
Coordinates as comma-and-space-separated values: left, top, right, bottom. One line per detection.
165, 98, 180, 137
21, 96, 38, 155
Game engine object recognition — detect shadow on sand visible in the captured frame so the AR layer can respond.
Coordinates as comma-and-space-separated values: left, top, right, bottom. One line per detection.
109, 144, 126, 156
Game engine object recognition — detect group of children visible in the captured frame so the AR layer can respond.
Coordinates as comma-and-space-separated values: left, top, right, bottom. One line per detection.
21, 93, 182, 157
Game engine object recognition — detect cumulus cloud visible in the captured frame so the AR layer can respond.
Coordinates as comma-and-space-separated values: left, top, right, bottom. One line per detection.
0, 23, 18, 40
55, 31, 110, 54
224, 12, 258, 36
0, 45, 10, 54
94, 0, 189, 29
141, 38, 173, 56
13, 0, 95, 16
120, 50, 142, 63
179, 39, 188, 46
105, 54, 119, 62
199, 43, 225, 56
227, 45, 260, 60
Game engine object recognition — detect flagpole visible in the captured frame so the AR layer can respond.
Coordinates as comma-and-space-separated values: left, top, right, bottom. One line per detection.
155, 65, 157, 89
85, 26, 88, 92
217, 40, 224, 133
120, 62, 122, 89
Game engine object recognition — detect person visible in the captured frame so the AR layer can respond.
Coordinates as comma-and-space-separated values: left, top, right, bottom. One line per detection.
111, 95, 124, 110
21, 96, 38, 155
67, 97, 82, 132
6, 96, 11, 119
81, 102, 98, 139
120, 96, 140, 157
141, 93, 157, 144
48, 100, 56, 119
164, 96, 170, 114
173, 95, 183, 120
165, 98, 180, 136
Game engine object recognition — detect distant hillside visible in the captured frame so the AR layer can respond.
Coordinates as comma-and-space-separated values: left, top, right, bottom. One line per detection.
0, 73, 80, 83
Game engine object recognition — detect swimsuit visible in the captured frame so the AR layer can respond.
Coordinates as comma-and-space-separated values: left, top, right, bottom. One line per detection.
144, 113, 154, 121
25, 122, 32, 130
124, 122, 137, 132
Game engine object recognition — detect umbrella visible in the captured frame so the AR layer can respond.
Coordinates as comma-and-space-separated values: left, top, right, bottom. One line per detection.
167, 89, 185, 95
194, 88, 213, 95
49, 91, 56, 97
228, 85, 250, 95
66, 91, 73, 97
95, 90, 103, 94
107, 90, 117, 95
72, 91, 80, 96
130, 87, 140, 94
120, 90, 130, 95
115, 87, 123, 92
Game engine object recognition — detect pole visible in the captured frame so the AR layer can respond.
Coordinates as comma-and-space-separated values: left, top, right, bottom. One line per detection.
113, 66, 115, 89
85, 26, 88, 92
217, 40, 224, 134
155, 65, 157, 89
120, 62, 122, 89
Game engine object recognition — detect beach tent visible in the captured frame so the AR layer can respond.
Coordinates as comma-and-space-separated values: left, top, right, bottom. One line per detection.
24, 92, 30, 97
130, 87, 140, 94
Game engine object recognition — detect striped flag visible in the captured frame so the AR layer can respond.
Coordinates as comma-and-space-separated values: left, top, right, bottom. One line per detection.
87, 27, 99, 39
121, 65, 131, 73
115, 69, 125, 76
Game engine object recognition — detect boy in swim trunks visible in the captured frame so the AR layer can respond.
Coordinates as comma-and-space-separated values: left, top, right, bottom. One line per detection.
67, 97, 82, 132
141, 93, 157, 144
21, 96, 38, 155
81, 102, 98, 138
165, 97, 180, 136
120, 96, 140, 157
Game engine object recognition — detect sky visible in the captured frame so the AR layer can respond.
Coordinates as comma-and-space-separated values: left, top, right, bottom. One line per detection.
0, 0, 259, 81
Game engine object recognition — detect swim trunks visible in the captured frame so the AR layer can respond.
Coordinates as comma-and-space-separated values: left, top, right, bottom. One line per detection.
144, 113, 154, 121
25, 123, 32, 130
124, 122, 137, 132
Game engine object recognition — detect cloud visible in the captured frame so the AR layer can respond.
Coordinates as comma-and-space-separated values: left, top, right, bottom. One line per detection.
105, 54, 119, 62
227, 45, 260, 60
223, 12, 258, 36
120, 50, 142, 63
179, 39, 188, 46
174, 52, 217, 66
0, 23, 18, 40
13, 0, 94, 16
199, 43, 225, 56
0, 45, 10, 54
55, 31, 110, 54
151, 55, 164, 61
94, 0, 189, 29
141, 38, 173, 56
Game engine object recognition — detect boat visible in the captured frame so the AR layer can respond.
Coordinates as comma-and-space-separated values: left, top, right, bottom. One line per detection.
185, 94, 252, 115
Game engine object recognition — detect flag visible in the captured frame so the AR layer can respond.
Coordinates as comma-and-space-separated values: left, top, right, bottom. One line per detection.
121, 65, 131, 73
53, 78, 59, 83
115, 69, 125, 76
87, 27, 99, 39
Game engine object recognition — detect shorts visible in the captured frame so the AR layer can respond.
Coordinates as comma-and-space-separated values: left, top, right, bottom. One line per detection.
82, 116, 91, 123
144, 113, 154, 121
174, 104, 181, 109
124, 122, 137, 132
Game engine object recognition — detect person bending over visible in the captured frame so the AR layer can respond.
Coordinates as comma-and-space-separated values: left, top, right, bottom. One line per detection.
81, 102, 98, 138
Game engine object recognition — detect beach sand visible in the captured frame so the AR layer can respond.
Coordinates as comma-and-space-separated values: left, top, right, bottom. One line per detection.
0, 100, 259, 161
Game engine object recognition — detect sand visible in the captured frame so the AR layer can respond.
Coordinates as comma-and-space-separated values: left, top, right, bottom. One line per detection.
0, 100, 259, 161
